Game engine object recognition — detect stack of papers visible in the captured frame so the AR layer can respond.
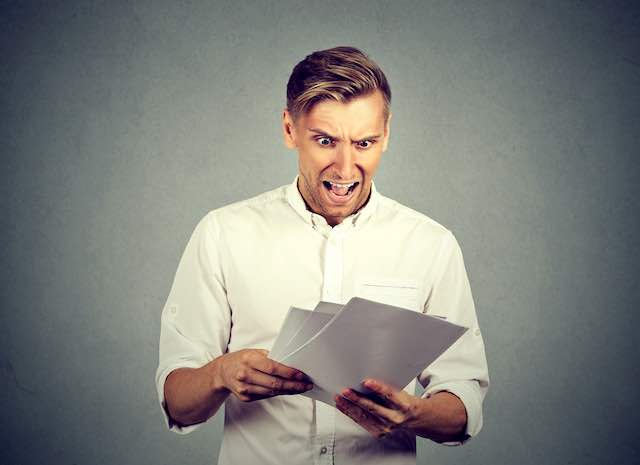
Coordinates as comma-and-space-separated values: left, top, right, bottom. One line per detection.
269, 297, 467, 405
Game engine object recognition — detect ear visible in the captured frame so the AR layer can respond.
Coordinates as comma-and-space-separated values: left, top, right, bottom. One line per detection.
382, 112, 392, 152
282, 109, 298, 149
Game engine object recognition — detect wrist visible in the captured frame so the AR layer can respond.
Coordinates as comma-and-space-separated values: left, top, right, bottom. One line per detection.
409, 391, 467, 441
404, 395, 432, 431
205, 355, 230, 396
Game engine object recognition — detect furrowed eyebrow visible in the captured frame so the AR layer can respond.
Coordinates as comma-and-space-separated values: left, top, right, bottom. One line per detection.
307, 127, 382, 142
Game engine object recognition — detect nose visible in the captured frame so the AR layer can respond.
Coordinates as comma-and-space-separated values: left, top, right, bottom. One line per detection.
333, 144, 356, 180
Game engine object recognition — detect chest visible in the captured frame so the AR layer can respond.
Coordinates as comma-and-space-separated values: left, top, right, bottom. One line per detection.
222, 226, 441, 351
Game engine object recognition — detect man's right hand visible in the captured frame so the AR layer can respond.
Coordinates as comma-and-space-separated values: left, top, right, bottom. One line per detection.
214, 349, 313, 402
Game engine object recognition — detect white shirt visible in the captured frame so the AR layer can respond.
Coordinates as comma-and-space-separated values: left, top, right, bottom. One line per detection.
155, 176, 490, 465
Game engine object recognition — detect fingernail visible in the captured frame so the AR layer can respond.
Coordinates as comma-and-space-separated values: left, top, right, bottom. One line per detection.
296, 372, 305, 380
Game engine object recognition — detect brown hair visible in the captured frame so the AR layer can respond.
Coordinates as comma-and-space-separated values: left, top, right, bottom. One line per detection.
286, 46, 391, 124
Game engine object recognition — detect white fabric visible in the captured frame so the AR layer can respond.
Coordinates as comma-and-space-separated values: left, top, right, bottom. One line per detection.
155, 176, 490, 465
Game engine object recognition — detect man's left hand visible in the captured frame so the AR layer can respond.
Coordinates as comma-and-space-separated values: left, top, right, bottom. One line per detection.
334, 379, 419, 438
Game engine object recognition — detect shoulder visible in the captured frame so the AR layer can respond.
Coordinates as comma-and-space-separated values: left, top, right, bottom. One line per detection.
374, 194, 465, 270
375, 193, 454, 242
198, 184, 291, 231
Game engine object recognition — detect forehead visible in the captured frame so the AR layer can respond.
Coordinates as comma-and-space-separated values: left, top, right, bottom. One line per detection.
302, 90, 385, 133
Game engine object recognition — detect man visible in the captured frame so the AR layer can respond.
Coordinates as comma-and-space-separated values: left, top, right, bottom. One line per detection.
155, 46, 489, 465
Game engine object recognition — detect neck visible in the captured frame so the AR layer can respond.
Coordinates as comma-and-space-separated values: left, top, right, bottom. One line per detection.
296, 177, 373, 227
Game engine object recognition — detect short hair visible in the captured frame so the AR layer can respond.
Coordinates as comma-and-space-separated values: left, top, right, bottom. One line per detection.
286, 46, 391, 124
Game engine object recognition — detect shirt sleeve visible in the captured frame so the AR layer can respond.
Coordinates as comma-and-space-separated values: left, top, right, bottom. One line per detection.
418, 231, 490, 446
155, 211, 232, 434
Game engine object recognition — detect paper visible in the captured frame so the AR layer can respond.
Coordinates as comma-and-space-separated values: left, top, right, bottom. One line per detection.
271, 297, 467, 406
270, 302, 343, 361
269, 307, 312, 361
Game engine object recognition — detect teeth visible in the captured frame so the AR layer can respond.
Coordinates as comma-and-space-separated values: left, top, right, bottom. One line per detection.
328, 181, 356, 188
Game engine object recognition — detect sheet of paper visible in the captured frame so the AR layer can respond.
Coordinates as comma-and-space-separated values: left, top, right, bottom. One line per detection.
313, 301, 343, 315
274, 310, 334, 362
282, 297, 467, 405
272, 302, 344, 361
269, 307, 312, 361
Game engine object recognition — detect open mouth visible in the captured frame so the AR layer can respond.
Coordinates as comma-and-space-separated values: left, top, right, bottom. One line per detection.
322, 180, 359, 203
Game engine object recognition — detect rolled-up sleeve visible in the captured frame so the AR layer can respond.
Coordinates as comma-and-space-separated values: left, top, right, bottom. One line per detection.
419, 231, 490, 445
155, 211, 231, 434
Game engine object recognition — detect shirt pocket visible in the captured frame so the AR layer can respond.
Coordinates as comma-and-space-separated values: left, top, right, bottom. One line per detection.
355, 278, 421, 312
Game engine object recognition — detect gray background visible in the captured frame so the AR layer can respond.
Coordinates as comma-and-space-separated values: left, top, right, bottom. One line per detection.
2, 0, 639, 464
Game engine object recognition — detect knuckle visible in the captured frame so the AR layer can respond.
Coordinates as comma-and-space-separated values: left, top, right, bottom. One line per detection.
236, 385, 249, 395
271, 379, 283, 390
407, 402, 418, 418
236, 369, 247, 382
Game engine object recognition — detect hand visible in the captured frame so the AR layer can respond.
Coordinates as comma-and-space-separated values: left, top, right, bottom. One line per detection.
334, 379, 420, 438
215, 349, 313, 402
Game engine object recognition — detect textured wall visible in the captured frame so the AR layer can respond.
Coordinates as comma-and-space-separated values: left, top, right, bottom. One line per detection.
2, 1, 639, 464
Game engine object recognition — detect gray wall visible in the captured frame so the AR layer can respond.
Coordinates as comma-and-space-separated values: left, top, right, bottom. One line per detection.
2, 1, 638, 464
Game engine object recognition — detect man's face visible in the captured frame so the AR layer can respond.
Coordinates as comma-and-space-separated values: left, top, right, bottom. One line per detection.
282, 90, 391, 226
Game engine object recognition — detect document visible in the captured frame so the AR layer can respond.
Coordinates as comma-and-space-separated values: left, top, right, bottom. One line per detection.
269, 307, 315, 361
270, 297, 467, 406
270, 302, 342, 360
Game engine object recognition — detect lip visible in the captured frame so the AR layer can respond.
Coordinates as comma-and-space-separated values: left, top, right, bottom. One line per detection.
322, 181, 360, 206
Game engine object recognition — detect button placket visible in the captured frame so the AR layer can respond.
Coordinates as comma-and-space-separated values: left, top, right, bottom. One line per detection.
314, 228, 344, 465
321, 229, 344, 303
313, 401, 336, 465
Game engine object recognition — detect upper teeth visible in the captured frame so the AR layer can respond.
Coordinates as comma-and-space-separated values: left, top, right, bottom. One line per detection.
328, 181, 356, 188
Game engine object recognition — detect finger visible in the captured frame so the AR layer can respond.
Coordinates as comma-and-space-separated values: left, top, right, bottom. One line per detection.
362, 379, 409, 411
243, 368, 313, 393
335, 395, 390, 438
232, 385, 277, 402
340, 388, 402, 424
241, 381, 312, 397
251, 355, 307, 381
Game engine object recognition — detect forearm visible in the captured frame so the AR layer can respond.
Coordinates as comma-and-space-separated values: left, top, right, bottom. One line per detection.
407, 391, 468, 443
163, 357, 229, 427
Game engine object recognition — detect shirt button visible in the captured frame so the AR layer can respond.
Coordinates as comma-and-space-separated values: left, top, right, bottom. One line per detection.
320, 446, 327, 454
474, 328, 481, 336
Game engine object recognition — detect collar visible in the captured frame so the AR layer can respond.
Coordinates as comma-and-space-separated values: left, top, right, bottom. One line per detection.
285, 175, 379, 231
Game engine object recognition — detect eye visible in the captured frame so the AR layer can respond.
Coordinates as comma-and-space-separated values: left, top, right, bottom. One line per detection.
356, 140, 376, 149
316, 137, 334, 147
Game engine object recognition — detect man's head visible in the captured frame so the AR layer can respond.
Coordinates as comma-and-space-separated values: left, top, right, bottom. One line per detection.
282, 46, 392, 226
